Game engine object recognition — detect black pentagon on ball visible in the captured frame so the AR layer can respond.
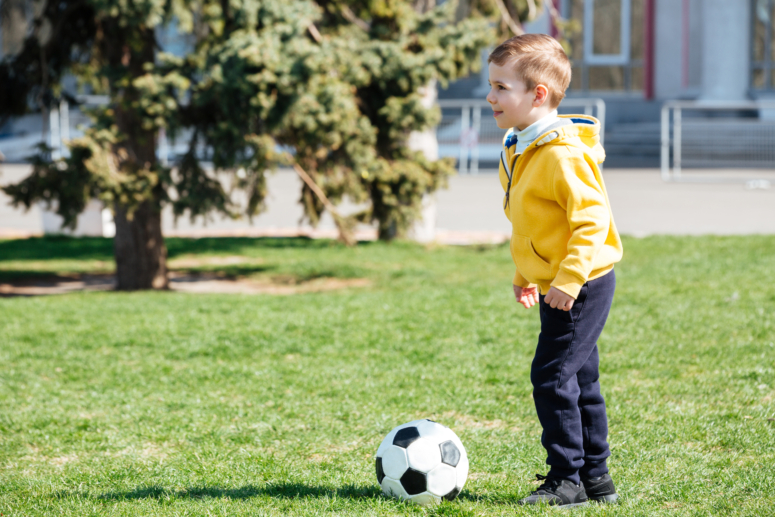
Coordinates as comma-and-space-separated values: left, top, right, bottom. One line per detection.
393, 426, 420, 448
443, 486, 461, 501
375, 457, 385, 484
400, 468, 427, 495
439, 440, 461, 467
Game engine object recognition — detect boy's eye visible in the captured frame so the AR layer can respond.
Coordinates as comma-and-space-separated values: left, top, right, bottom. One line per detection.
498, 85, 505, 90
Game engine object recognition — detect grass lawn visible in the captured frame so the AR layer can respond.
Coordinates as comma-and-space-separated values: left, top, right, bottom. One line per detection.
1, 235, 774, 516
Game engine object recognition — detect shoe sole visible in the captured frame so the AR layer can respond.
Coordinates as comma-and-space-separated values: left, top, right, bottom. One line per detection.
556, 502, 589, 510
590, 494, 619, 504
518, 501, 589, 509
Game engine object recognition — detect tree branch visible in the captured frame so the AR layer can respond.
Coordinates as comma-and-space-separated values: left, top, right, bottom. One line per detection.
412, 0, 435, 15
307, 23, 322, 43
341, 5, 370, 31
293, 163, 336, 214
544, 0, 559, 19
495, 0, 524, 36
526, 0, 537, 21
292, 163, 355, 246
544, 0, 561, 35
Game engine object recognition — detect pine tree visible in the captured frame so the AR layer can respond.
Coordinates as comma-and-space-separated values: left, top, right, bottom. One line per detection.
456, 0, 546, 38
0, 0, 492, 289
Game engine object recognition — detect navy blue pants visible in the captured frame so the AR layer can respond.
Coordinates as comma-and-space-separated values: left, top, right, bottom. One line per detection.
531, 270, 615, 484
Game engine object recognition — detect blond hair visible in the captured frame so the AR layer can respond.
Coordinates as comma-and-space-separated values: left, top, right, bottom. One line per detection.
488, 34, 571, 108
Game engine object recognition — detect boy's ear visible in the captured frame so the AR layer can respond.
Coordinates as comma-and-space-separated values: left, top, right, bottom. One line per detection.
533, 85, 550, 107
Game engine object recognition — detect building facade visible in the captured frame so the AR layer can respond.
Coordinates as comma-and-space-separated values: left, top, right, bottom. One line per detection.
1, 1, 771, 167
442, 0, 768, 166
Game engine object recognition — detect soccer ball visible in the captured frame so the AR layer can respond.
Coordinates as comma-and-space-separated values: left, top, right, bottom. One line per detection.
375, 419, 469, 505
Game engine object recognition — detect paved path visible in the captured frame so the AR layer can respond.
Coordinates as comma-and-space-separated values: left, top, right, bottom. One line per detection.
2, 164, 774, 241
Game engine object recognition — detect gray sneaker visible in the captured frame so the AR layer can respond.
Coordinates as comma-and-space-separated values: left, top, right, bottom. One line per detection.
581, 473, 619, 503
517, 474, 589, 508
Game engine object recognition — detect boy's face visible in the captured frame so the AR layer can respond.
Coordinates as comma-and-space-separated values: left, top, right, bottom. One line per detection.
486, 62, 547, 131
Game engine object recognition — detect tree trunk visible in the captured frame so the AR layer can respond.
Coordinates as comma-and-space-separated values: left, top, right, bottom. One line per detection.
379, 219, 399, 241
103, 25, 168, 290
113, 200, 168, 290
406, 79, 439, 243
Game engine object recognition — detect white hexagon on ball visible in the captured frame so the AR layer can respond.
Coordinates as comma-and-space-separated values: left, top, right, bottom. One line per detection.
381, 445, 409, 480
445, 429, 465, 453
409, 492, 440, 505
405, 438, 441, 473
456, 454, 469, 488
426, 463, 457, 497
381, 476, 409, 500
376, 420, 420, 457
376, 431, 397, 458
414, 419, 447, 440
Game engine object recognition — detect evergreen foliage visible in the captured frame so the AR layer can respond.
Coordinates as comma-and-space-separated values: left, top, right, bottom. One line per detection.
1, 0, 493, 255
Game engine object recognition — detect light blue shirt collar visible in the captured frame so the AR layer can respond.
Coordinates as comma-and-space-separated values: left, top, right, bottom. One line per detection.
514, 110, 560, 155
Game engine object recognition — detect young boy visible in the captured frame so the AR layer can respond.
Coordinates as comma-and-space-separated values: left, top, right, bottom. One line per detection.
487, 34, 623, 507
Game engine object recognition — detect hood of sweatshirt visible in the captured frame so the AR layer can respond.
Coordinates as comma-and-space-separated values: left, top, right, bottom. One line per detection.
503, 115, 605, 165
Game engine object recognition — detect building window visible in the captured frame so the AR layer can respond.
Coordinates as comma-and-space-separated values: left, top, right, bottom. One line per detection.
752, 0, 775, 90
563, 0, 645, 92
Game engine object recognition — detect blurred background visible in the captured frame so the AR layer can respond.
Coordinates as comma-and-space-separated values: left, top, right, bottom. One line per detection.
1, 0, 774, 282
1, 5, 772, 514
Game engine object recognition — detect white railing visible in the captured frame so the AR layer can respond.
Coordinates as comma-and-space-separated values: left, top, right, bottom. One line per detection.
661, 100, 775, 184
46, 95, 181, 165
48, 95, 109, 160
43, 96, 606, 177
436, 98, 606, 174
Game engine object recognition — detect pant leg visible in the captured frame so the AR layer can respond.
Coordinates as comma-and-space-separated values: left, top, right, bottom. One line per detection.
577, 344, 610, 478
531, 270, 616, 483
532, 293, 586, 484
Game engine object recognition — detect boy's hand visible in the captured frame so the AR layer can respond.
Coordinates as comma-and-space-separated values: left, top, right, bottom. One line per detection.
513, 285, 539, 309
544, 287, 575, 311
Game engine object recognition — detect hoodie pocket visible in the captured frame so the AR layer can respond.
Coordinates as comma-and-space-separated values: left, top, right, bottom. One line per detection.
510, 235, 552, 281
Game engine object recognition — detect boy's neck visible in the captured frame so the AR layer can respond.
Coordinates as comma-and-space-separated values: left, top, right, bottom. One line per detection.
515, 107, 557, 132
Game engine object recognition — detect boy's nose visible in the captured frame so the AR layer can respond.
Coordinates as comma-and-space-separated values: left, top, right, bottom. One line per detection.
486, 90, 496, 104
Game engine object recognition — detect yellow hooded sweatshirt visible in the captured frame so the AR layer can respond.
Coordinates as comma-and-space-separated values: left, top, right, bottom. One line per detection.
499, 114, 623, 299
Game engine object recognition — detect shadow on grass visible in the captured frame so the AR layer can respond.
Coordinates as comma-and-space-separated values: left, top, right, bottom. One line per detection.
58, 483, 384, 502
0, 235, 374, 262
166, 236, 367, 257
0, 236, 375, 286
172, 264, 276, 279
0, 235, 115, 261
0, 270, 95, 283
454, 490, 515, 504
56, 483, 491, 506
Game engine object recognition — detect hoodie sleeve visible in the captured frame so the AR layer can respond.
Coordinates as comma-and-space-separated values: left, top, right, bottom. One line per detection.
512, 266, 534, 288
550, 152, 610, 298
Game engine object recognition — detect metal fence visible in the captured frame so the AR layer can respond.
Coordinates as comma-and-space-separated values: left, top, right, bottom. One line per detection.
436, 98, 606, 174
660, 100, 775, 184
40, 96, 605, 174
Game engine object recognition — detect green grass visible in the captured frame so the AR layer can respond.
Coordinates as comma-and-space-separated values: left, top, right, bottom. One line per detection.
1, 235, 774, 516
